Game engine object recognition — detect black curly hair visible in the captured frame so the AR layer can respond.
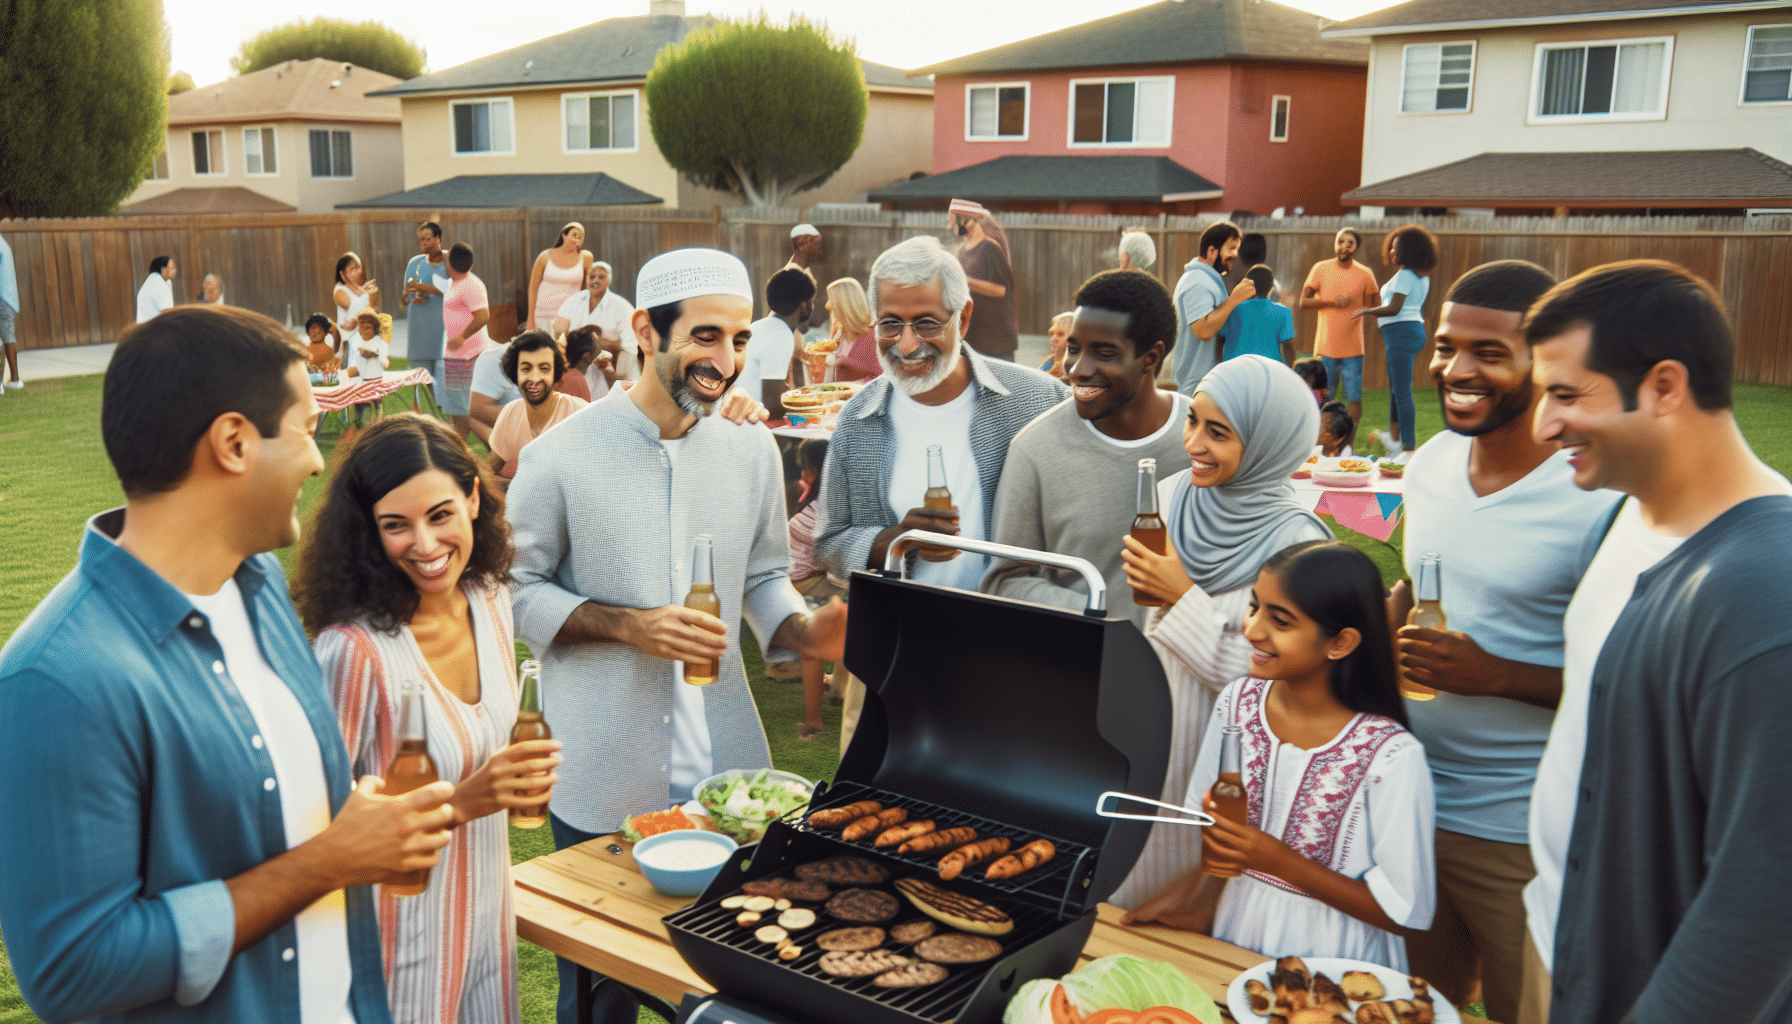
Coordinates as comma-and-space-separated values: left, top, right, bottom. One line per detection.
294, 413, 513, 635
502, 329, 566, 385
1382, 224, 1439, 272
1072, 269, 1179, 357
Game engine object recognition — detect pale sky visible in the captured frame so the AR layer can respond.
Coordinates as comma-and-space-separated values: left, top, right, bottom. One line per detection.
165, 0, 1400, 88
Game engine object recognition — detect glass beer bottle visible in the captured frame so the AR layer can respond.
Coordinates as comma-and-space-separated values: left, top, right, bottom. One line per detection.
1403, 552, 1445, 701
919, 444, 959, 562
1130, 458, 1168, 607
683, 535, 721, 685
1202, 726, 1249, 878
383, 679, 439, 897
509, 659, 551, 829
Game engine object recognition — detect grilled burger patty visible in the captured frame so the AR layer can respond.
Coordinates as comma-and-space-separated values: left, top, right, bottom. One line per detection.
815, 926, 886, 951
794, 856, 890, 886
740, 878, 833, 903
888, 919, 938, 944
893, 878, 1015, 936
873, 961, 950, 988
825, 887, 901, 923
817, 949, 913, 978
914, 934, 1004, 964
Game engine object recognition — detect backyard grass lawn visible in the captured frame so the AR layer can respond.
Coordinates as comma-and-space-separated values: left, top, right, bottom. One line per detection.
0, 363, 1787, 1022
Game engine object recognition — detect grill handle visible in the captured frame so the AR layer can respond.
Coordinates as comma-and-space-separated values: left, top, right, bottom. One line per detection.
1095, 790, 1216, 827
881, 530, 1109, 615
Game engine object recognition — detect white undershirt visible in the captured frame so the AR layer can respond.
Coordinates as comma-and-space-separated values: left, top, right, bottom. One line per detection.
1083, 392, 1191, 448
660, 437, 713, 800
885, 384, 986, 591
185, 580, 355, 1024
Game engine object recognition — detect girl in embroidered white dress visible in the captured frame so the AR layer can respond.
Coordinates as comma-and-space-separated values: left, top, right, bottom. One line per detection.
1126, 540, 1436, 971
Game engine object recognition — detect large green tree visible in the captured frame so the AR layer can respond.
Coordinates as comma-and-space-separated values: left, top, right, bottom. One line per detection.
647, 14, 866, 209
232, 18, 425, 81
0, 0, 169, 218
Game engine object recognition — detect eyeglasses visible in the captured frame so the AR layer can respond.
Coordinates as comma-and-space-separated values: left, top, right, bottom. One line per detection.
875, 317, 952, 342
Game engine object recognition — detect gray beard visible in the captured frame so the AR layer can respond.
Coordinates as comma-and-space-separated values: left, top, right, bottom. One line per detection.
880, 335, 961, 397
658, 352, 721, 417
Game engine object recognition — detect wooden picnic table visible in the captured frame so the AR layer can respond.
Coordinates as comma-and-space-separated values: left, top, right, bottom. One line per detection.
513, 834, 1271, 1023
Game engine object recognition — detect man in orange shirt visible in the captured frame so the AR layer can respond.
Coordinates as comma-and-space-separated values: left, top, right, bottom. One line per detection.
1301, 228, 1380, 451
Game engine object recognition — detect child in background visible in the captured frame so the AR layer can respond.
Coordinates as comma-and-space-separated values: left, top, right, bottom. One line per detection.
305, 313, 342, 373
1293, 358, 1328, 406
345, 310, 390, 427
1125, 541, 1435, 971
1316, 402, 1354, 458
1219, 266, 1296, 365
787, 439, 846, 740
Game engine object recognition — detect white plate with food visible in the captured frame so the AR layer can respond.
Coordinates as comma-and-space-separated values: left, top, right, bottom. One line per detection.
1226, 956, 1459, 1023
1311, 457, 1377, 488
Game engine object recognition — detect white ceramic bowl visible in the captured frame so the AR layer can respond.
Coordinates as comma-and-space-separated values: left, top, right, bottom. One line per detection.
632, 829, 739, 897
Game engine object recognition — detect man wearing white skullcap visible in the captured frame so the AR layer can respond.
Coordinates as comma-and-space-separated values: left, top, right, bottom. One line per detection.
507, 246, 848, 1024
786, 222, 822, 273
948, 198, 1019, 360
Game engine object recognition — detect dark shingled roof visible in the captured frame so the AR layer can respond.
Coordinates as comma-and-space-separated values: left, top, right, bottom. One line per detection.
337, 174, 662, 209
119, 187, 297, 215
1326, 0, 1779, 36
914, 0, 1367, 77
1343, 149, 1792, 205
369, 13, 924, 96
869, 156, 1223, 203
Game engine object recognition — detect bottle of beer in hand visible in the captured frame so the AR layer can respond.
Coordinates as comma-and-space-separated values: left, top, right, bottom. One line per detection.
682, 535, 721, 685
1202, 725, 1248, 878
383, 679, 440, 897
920, 444, 959, 562
1130, 458, 1168, 606
1402, 552, 1445, 701
509, 659, 551, 829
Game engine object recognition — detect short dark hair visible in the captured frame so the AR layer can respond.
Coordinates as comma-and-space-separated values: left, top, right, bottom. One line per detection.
1294, 357, 1327, 392
1238, 232, 1268, 267
304, 313, 333, 335
1263, 541, 1407, 729
419, 220, 442, 239
1073, 269, 1178, 357
563, 325, 599, 368
1336, 227, 1363, 246
148, 255, 172, 276
1523, 259, 1733, 411
766, 268, 817, 316
103, 306, 306, 498
646, 301, 683, 354
1382, 224, 1438, 272
294, 414, 512, 635
502, 329, 567, 385
448, 242, 474, 273
1198, 221, 1241, 262
1320, 401, 1354, 441
1245, 265, 1275, 298
1445, 260, 1556, 314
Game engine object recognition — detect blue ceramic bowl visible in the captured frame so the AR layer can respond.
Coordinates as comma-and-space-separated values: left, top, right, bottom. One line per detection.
632, 829, 740, 897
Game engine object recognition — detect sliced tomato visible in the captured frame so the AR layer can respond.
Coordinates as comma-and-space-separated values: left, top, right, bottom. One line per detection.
1081, 1011, 1138, 1024
1050, 984, 1084, 1024
1133, 1008, 1202, 1024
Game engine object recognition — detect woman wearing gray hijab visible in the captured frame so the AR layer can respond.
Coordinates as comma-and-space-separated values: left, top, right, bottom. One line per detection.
1109, 354, 1331, 910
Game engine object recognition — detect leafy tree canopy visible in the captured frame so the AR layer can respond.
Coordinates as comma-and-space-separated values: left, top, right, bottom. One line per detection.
168, 69, 195, 94
232, 18, 425, 81
0, 0, 169, 217
647, 13, 866, 209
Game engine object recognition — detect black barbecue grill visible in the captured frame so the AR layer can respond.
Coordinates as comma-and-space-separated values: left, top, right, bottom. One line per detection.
665, 533, 1174, 1024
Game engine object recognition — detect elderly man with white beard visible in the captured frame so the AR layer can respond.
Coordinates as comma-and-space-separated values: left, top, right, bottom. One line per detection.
815, 235, 1065, 749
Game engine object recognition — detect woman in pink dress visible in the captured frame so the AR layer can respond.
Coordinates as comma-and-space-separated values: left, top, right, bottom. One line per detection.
527, 222, 591, 332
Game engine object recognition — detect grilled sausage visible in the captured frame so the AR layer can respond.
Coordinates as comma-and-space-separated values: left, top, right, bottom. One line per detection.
807, 800, 882, 828
938, 837, 1010, 880
874, 820, 936, 848
982, 839, 1056, 880
899, 827, 977, 856
843, 807, 908, 841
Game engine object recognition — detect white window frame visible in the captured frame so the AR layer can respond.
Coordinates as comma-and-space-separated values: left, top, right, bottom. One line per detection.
1740, 23, 1792, 106
191, 129, 225, 177
1399, 40, 1478, 115
308, 129, 355, 180
964, 81, 1030, 141
449, 97, 516, 157
560, 89, 642, 154
1066, 75, 1176, 149
1527, 34, 1675, 124
242, 125, 279, 177
1269, 95, 1291, 142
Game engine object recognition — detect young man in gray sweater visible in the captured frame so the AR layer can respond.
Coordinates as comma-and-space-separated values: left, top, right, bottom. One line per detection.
983, 269, 1189, 627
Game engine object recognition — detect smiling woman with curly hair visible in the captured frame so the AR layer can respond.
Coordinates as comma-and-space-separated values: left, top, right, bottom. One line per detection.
293, 412, 560, 1024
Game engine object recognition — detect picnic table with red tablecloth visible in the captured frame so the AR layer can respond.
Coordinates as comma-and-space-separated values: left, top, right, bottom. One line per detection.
311, 367, 435, 413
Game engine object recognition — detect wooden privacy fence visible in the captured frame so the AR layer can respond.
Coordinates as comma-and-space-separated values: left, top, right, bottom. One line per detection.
4, 208, 1790, 387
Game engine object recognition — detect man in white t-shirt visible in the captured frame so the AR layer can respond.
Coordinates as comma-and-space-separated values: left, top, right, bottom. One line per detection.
741, 268, 814, 419
1522, 261, 1792, 1024
136, 255, 177, 323
551, 261, 638, 381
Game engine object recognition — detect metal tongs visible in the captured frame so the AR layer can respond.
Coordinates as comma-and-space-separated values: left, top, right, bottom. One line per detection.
1095, 791, 1215, 827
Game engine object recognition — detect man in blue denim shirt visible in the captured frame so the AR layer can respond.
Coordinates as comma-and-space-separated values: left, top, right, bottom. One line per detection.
0, 306, 455, 1024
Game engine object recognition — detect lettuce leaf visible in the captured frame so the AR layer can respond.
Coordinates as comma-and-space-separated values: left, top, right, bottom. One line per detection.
1008, 955, 1220, 1024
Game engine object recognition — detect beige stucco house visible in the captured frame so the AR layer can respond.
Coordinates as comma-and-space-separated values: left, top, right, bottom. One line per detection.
122, 59, 405, 215
1325, 0, 1792, 215
351, 0, 933, 209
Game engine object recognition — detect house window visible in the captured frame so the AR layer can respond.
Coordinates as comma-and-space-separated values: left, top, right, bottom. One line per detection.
1401, 41, 1476, 112
1270, 95, 1291, 141
310, 130, 354, 178
1533, 37, 1673, 120
191, 130, 224, 176
452, 98, 515, 155
966, 83, 1028, 139
148, 148, 169, 180
563, 91, 638, 152
1743, 25, 1792, 103
243, 126, 277, 175
1070, 77, 1173, 146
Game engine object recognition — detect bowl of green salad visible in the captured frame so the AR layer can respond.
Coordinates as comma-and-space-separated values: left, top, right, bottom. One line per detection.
691, 768, 815, 844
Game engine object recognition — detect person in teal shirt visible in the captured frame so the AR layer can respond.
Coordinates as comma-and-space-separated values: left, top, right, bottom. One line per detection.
0, 232, 20, 391
1219, 266, 1295, 365
402, 220, 449, 407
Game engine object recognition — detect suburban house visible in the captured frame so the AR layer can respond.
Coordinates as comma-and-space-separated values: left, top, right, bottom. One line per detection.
121, 59, 405, 215
1325, 0, 1792, 215
348, 0, 934, 210
869, 0, 1370, 216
